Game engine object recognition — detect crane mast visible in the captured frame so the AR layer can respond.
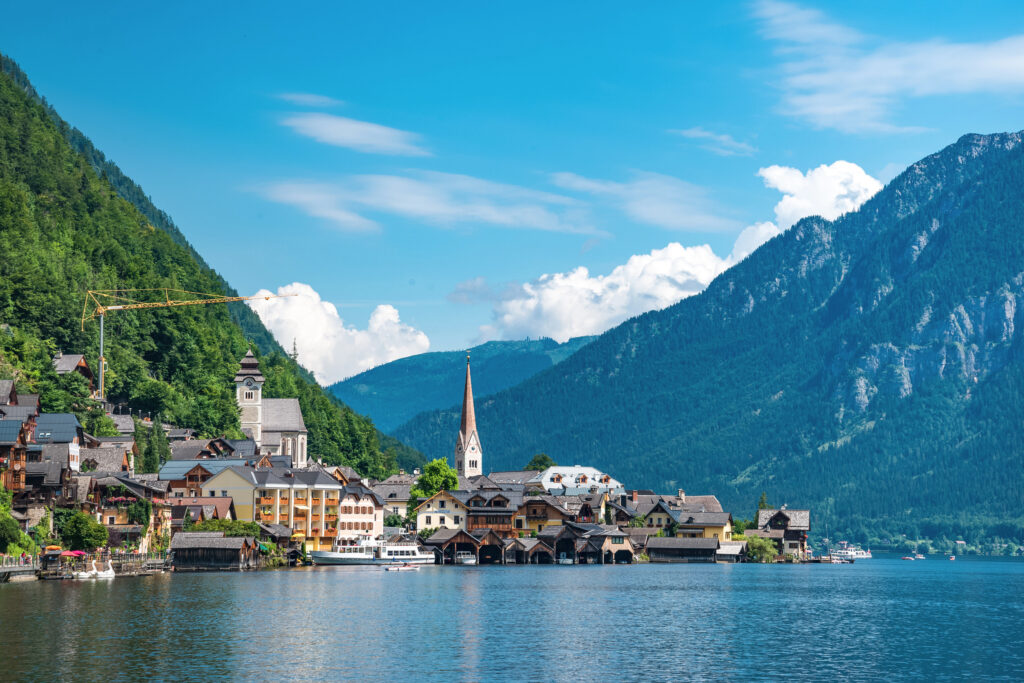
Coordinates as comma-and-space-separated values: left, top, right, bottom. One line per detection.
81, 288, 296, 400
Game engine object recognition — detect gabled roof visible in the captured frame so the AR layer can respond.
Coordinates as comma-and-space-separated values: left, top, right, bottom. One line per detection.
372, 482, 413, 501
168, 497, 233, 519
170, 440, 215, 460
16, 394, 39, 407
0, 405, 37, 421
25, 460, 64, 486
263, 398, 306, 433
170, 532, 255, 549
53, 353, 88, 374
487, 470, 539, 485
224, 438, 257, 457
80, 446, 129, 473
0, 418, 27, 445
108, 414, 135, 434
670, 511, 733, 527
646, 537, 720, 550
33, 413, 82, 443
757, 508, 811, 531
0, 380, 14, 405
158, 459, 253, 480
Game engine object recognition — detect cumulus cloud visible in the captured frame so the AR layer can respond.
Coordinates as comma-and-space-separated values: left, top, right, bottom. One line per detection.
551, 171, 740, 232
246, 282, 429, 384
281, 112, 430, 156
262, 171, 594, 234
669, 127, 758, 156
754, 1, 1024, 133
467, 160, 881, 341
276, 92, 344, 107
758, 160, 882, 229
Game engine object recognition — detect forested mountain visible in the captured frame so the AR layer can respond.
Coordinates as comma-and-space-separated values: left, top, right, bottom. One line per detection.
395, 132, 1024, 546
330, 336, 594, 431
0, 55, 420, 479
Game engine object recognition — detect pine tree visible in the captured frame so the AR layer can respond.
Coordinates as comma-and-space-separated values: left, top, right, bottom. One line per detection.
150, 413, 172, 466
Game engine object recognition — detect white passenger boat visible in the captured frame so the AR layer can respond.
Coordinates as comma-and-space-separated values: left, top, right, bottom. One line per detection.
455, 551, 477, 566
311, 536, 434, 566
830, 541, 872, 561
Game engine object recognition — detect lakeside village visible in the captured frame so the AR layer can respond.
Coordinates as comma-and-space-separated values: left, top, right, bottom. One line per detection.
0, 349, 845, 580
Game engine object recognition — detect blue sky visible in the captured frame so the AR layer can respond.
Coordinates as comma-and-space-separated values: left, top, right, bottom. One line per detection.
5, 2, 1024, 382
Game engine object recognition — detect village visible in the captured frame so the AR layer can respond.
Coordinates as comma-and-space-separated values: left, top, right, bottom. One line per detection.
0, 349, 814, 579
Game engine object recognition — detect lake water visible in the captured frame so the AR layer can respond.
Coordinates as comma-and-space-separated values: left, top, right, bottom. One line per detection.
1, 555, 1022, 681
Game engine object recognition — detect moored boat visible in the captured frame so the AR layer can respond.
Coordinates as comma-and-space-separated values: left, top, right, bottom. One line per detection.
455, 551, 477, 566
311, 536, 435, 566
831, 541, 872, 561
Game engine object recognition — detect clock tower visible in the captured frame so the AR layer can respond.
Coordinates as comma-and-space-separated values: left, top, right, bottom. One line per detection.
234, 349, 264, 445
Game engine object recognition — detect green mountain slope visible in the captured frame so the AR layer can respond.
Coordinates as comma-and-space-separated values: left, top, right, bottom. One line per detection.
395, 132, 1024, 546
0, 56, 417, 478
329, 336, 594, 432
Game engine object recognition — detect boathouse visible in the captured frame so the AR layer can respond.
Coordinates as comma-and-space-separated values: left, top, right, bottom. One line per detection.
646, 537, 719, 563
169, 532, 259, 571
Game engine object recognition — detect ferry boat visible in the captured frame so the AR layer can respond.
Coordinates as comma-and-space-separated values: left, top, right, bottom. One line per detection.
830, 541, 872, 561
311, 536, 435, 566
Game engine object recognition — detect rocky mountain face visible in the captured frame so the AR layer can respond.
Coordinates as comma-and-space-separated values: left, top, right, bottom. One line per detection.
395, 132, 1024, 544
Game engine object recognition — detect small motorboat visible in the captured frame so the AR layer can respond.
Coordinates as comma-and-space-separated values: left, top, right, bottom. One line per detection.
74, 560, 98, 580
95, 561, 115, 579
914, 553, 926, 560
384, 564, 420, 572
949, 555, 956, 561
901, 556, 915, 561
454, 551, 477, 566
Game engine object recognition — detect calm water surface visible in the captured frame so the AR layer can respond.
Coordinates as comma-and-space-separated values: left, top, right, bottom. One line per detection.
1, 555, 1022, 681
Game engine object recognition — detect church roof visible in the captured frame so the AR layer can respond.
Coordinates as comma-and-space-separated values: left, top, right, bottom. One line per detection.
456, 355, 481, 460
233, 349, 265, 384
263, 398, 306, 433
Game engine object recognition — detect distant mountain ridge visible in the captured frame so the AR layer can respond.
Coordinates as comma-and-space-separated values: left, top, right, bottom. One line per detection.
330, 336, 594, 432
394, 132, 1024, 545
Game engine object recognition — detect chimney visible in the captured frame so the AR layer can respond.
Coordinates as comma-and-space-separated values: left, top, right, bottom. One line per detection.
631, 490, 638, 504
677, 489, 686, 503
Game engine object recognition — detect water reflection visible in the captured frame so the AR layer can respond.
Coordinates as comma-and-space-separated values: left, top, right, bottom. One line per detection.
0, 558, 1022, 681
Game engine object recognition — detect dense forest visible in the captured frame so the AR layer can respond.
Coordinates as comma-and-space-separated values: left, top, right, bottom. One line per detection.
330, 336, 594, 431
395, 132, 1024, 548
0, 55, 422, 479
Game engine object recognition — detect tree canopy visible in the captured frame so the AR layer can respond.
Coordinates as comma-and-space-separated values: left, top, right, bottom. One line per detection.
410, 458, 459, 500
525, 453, 556, 471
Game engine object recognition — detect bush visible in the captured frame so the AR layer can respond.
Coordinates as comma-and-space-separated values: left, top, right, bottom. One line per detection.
743, 534, 779, 563
62, 512, 109, 551
0, 515, 20, 553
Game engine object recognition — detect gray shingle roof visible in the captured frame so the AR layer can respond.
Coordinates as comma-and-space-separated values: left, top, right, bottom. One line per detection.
170, 532, 255, 549
757, 508, 811, 531
0, 380, 14, 405
646, 537, 720, 550
109, 414, 135, 434
26, 460, 63, 486
262, 398, 306, 432
233, 350, 264, 383
53, 353, 86, 374
372, 483, 412, 501
81, 446, 128, 473
0, 405, 37, 421
170, 440, 213, 460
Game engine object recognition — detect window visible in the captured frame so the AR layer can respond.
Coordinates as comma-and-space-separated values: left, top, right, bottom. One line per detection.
455, 516, 461, 524
107, 516, 115, 525
440, 516, 446, 525
515, 518, 524, 529
221, 490, 227, 498
439, 500, 446, 509
425, 516, 432, 525
244, 391, 254, 400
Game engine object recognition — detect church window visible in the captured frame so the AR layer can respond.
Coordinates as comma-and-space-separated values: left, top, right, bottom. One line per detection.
244, 391, 254, 400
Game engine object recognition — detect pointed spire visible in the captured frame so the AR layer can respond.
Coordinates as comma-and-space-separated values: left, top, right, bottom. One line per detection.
460, 352, 476, 438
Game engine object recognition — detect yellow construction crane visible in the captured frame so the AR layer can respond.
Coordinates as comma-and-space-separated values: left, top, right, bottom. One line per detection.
81, 288, 296, 400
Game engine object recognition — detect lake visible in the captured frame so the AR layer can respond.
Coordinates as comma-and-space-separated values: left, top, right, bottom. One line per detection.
1, 555, 1022, 681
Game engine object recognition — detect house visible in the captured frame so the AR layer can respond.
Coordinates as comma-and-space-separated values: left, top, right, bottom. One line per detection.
372, 473, 417, 519
169, 531, 260, 571
158, 459, 254, 497
642, 500, 734, 542
86, 434, 139, 462
199, 466, 379, 552
323, 465, 361, 486
107, 413, 135, 436
166, 428, 197, 441
415, 490, 469, 532
168, 496, 235, 533
457, 489, 525, 539
0, 418, 31, 492
755, 508, 811, 558
80, 446, 132, 474
516, 495, 573, 535
646, 537, 720, 563
170, 438, 237, 461
553, 492, 607, 524
525, 466, 625, 496
0, 380, 16, 406
717, 541, 747, 563
31, 414, 84, 471
52, 351, 95, 391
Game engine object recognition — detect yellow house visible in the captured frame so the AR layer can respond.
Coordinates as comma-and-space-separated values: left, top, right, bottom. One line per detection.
644, 501, 733, 541
415, 490, 468, 532
515, 495, 572, 535
201, 466, 351, 552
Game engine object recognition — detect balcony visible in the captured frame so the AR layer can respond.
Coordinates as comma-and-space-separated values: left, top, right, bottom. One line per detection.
311, 514, 321, 522
324, 514, 338, 522
259, 497, 275, 505
279, 497, 290, 505
293, 512, 307, 520
294, 497, 308, 505
321, 529, 337, 537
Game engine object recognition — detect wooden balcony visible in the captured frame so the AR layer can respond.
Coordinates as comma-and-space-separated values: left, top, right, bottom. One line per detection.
279, 497, 290, 505
293, 512, 307, 520
311, 514, 321, 522
324, 514, 338, 522
259, 497, 275, 505
321, 529, 337, 537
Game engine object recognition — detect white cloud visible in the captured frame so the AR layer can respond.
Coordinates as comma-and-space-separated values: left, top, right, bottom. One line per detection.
758, 160, 882, 229
281, 112, 430, 156
755, 1, 1024, 133
277, 92, 344, 107
469, 160, 881, 341
262, 171, 595, 234
552, 171, 740, 232
246, 282, 429, 384
669, 127, 758, 156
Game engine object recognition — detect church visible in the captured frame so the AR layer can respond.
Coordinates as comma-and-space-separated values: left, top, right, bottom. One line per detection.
234, 350, 308, 467
454, 354, 482, 478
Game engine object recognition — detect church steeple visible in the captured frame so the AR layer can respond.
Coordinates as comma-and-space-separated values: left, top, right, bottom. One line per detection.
455, 353, 482, 477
